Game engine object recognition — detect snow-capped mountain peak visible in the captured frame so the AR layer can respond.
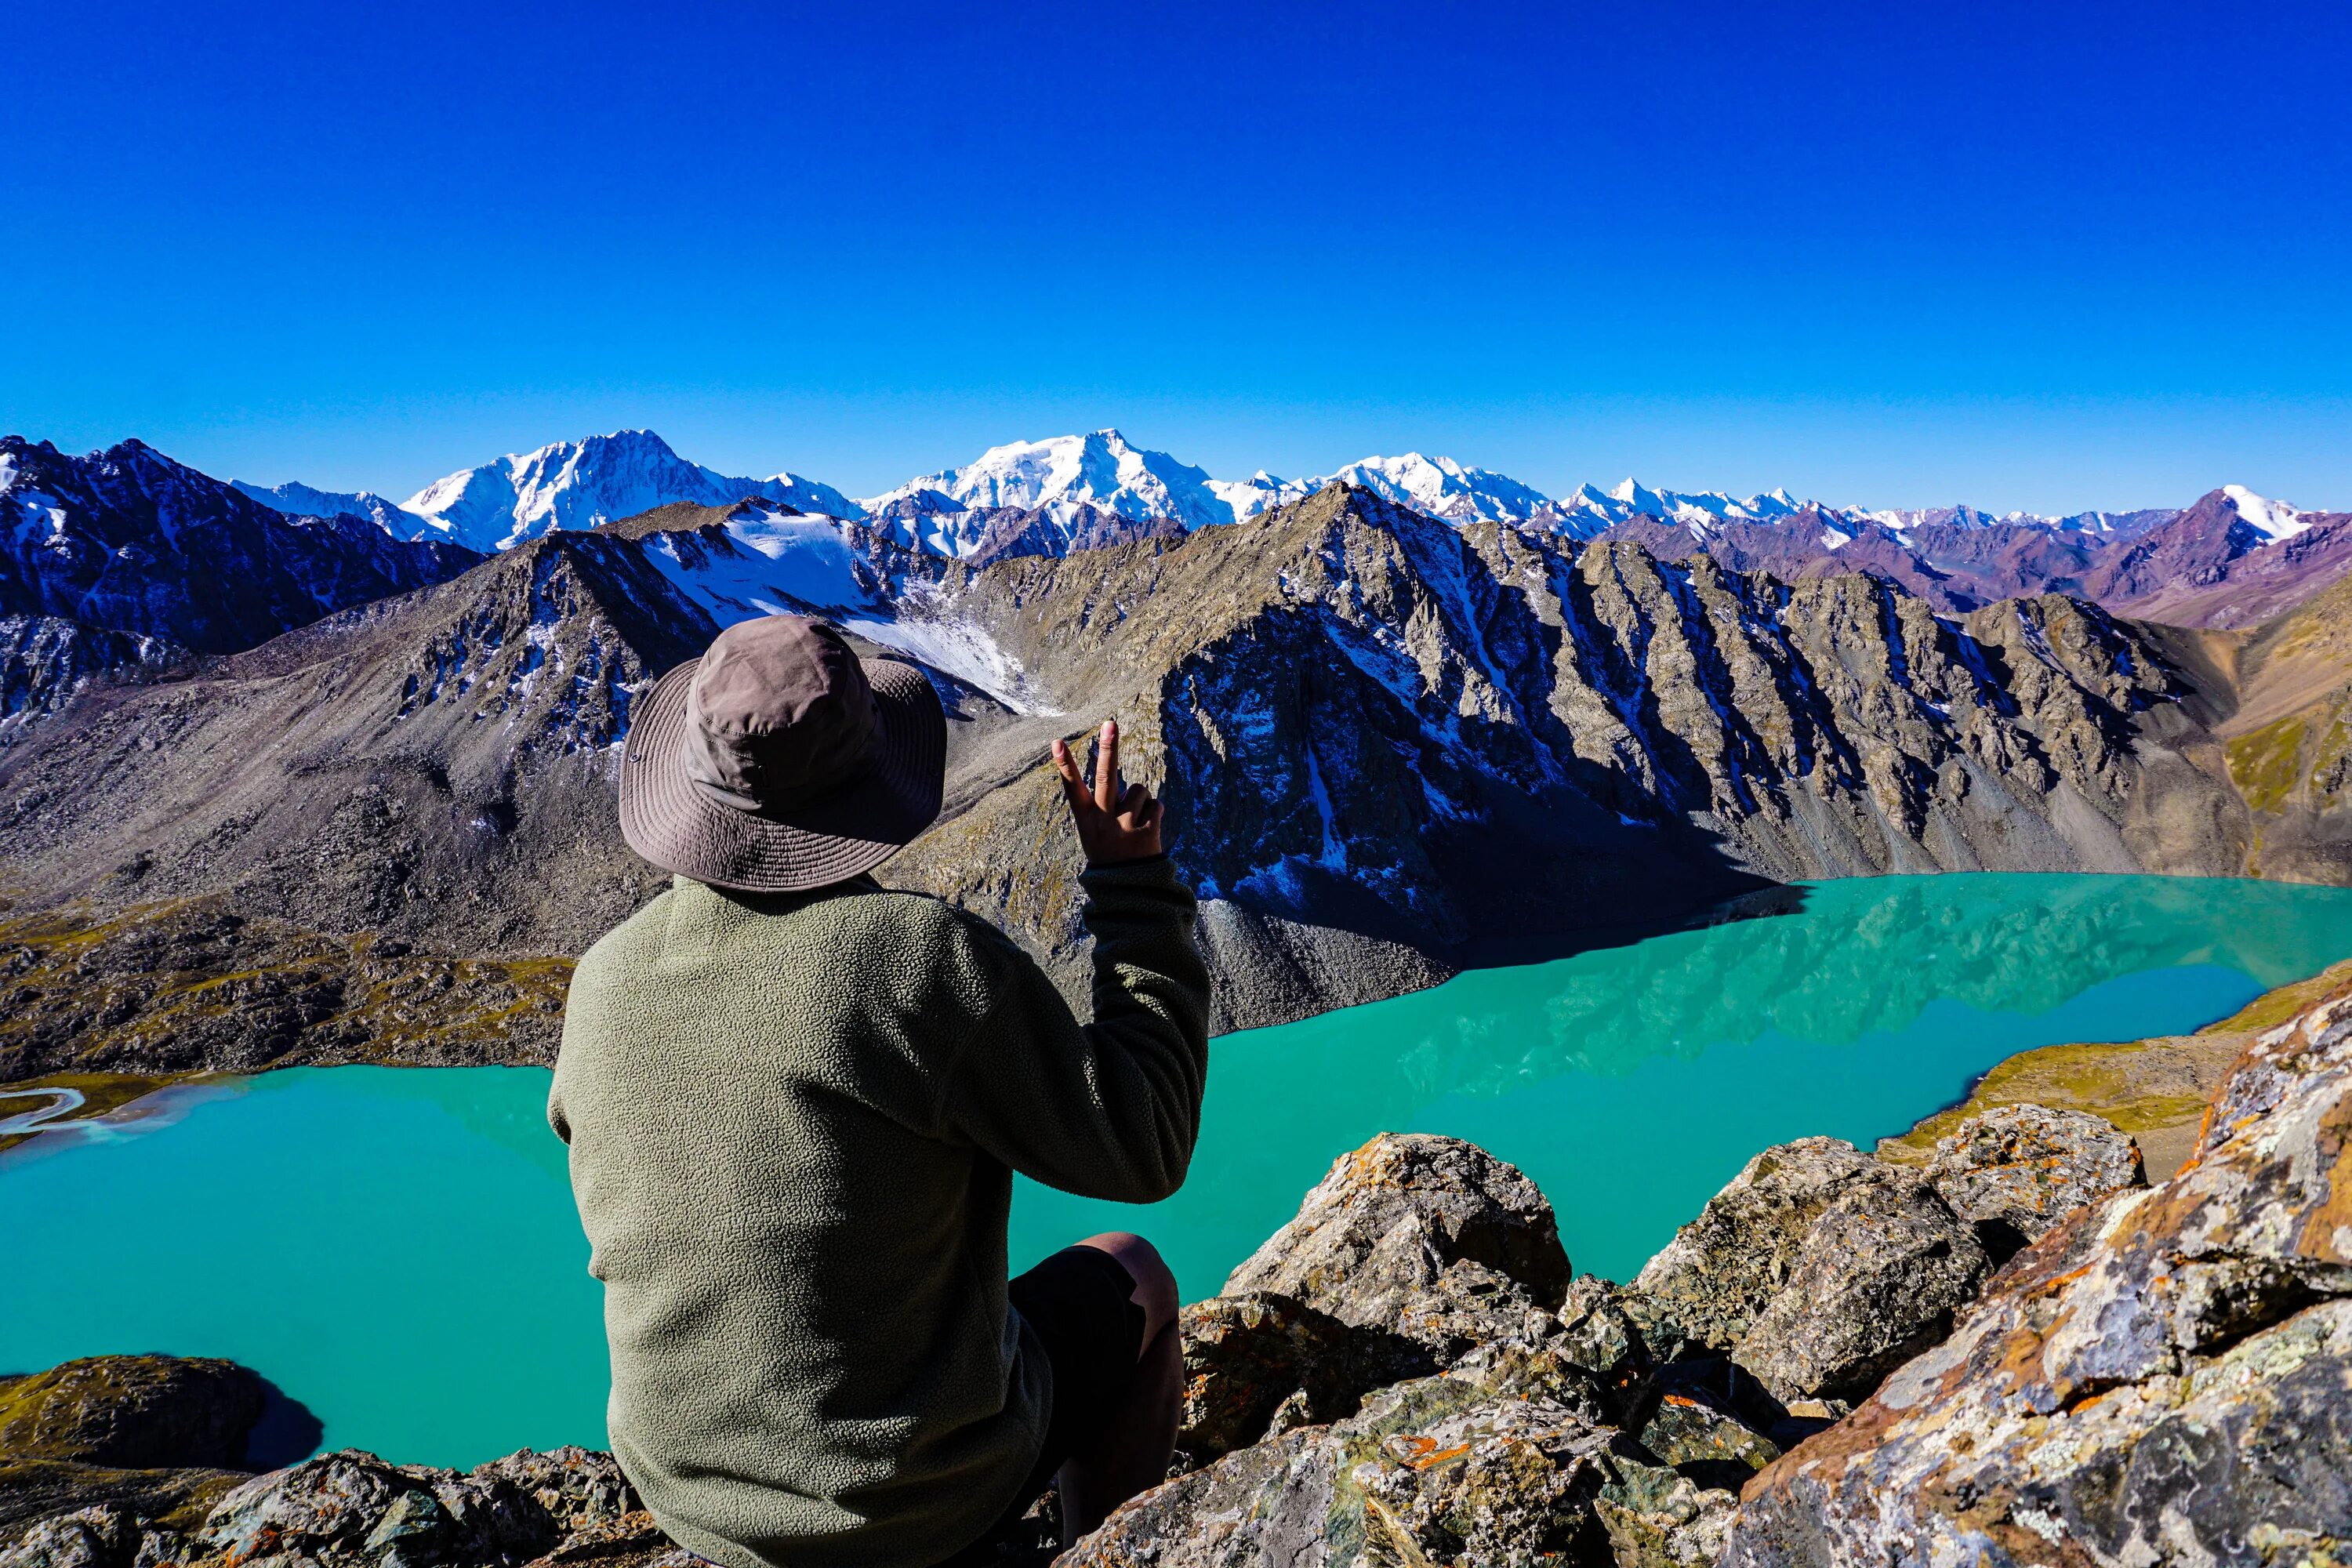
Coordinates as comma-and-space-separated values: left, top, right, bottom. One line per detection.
382, 429, 863, 554
857, 429, 1239, 536
1320, 453, 1552, 525
229, 478, 419, 536
2223, 485, 2307, 540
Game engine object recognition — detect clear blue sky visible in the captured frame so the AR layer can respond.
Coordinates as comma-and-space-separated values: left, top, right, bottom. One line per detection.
3, 0, 2347, 513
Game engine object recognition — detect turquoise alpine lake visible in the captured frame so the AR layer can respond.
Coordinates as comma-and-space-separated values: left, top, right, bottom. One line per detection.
9, 872, 2352, 1469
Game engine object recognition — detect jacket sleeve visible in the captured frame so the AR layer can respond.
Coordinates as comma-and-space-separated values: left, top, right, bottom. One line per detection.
936, 857, 1212, 1203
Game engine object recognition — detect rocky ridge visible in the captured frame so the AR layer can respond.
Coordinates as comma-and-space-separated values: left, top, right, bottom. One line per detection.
234, 425, 2352, 629
0, 619, 184, 748
0, 438, 480, 656
0, 476, 2335, 1068
9, 967, 2347, 1564
884, 484, 2249, 1025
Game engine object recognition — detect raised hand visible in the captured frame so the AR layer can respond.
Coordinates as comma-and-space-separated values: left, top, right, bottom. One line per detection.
1050, 719, 1166, 867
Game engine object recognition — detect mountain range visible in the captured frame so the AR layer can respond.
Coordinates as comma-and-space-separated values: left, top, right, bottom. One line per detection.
213, 426, 2350, 631
11, 425, 2352, 1082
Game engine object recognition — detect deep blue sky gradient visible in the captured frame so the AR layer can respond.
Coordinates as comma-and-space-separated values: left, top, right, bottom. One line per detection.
3, 1, 2347, 510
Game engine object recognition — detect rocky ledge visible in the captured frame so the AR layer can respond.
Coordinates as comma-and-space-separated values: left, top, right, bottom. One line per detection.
9, 978, 2349, 1567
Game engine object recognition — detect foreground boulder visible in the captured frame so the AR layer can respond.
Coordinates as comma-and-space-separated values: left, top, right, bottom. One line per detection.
1626, 1138, 1991, 1404
1222, 1134, 1574, 1335
1175, 1293, 1432, 1467
1726, 989, 2352, 1565
1106, 1134, 1796, 1564
1180, 1135, 1585, 1471
0, 1446, 683, 1568
1925, 1102, 2146, 1257
1069, 1368, 1737, 1568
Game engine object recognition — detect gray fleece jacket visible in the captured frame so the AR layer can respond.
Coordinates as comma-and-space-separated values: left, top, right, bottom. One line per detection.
547, 858, 1208, 1568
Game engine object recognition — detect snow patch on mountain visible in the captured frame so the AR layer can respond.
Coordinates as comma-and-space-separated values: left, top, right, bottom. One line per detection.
1321, 454, 1551, 525
232, 479, 421, 535
2223, 485, 2308, 540
858, 429, 1237, 537
399, 430, 862, 553
633, 499, 1046, 712
1207, 470, 1311, 521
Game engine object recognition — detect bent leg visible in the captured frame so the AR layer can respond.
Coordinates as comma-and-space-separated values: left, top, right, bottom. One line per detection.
1058, 1232, 1181, 1539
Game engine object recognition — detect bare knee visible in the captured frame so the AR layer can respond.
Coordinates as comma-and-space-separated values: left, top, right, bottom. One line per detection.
1076, 1232, 1178, 1346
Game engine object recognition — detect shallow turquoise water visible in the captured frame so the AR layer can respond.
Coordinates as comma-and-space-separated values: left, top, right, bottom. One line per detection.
8, 873, 2352, 1468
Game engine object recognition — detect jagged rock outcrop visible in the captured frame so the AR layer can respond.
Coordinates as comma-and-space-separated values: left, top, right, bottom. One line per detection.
1724, 982, 2352, 1566
1067, 1370, 1737, 1568
1076, 1134, 1794, 1566
1176, 1136, 1581, 1472
0, 437, 480, 655
1221, 1134, 1573, 1336
0, 1447, 684, 1568
1625, 1139, 1991, 1405
0, 619, 183, 747
1924, 1102, 2146, 1258
1174, 1293, 1432, 1468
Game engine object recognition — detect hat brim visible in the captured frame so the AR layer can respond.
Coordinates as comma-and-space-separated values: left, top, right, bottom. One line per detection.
617, 652, 946, 893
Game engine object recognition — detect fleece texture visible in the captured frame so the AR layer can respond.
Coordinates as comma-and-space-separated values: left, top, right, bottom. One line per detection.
548, 858, 1209, 1568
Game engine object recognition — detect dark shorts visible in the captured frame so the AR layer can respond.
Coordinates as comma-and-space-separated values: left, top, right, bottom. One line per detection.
937, 1245, 1147, 1565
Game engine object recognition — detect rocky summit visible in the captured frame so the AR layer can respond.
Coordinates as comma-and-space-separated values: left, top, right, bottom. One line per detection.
12, 970, 2347, 1566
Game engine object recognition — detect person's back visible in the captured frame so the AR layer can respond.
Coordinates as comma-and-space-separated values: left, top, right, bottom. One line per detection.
549, 615, 1209, 1568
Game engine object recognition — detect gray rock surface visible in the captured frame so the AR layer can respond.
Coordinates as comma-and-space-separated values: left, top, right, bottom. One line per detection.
0, 1441, 676, 1568
0, 1506, 176, 1568
1926, 1101, 2146, 1253
1064, 1371, 1733, 1568
1221, 1133, 1573, 1337
1732, 1181, 1990, 1404
1627, 1138, 1991, 1406
1724, 982, 2352, 1566
194, 1450, 563, 1568
1624, 1137, 1882, 1359
1174, 1292, 1432, 1468
0, 618, 184, 748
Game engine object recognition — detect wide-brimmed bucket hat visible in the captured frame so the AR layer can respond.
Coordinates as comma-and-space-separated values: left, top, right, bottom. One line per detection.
619, 615, 945, 892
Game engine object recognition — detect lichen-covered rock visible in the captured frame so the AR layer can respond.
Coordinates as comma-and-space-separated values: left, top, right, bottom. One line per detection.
1390, 1258, 1565, 1365
0, 1507, 180, 1568
191, 1450, 561, 1568
1732, 1181, 1990, 1404
1063, 1371, 1725, 1567
1632, 1389, 1782, 1498
0, 1357, 264, 1471
1221, 1134, 1573, 1334
1175, 1292, 1432, 1467
1926, 1102, 2146, 1254
1625, 1136, 1990, 1404
1624, 1138, 1882, 1359
518, 1511, 694, 1568
471, 1448, 637, 1537
1723, 984, 2352, 1566
1555, 1276, 1648, 1383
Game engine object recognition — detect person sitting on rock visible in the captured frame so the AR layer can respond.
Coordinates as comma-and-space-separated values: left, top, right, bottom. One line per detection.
548, 615, 1211, 1567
